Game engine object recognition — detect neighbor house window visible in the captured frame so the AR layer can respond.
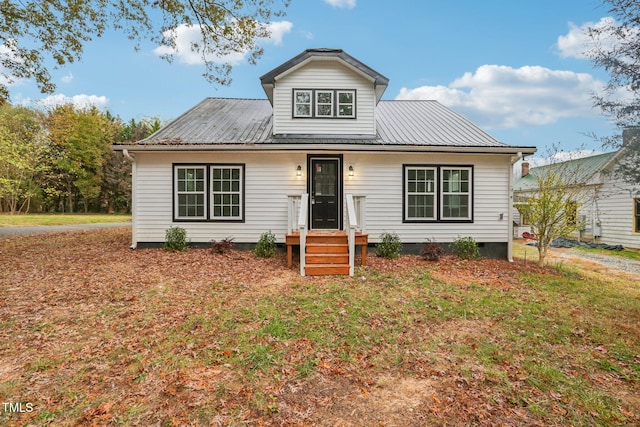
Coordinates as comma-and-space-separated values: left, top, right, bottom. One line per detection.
211, 166, 243, 220
173, 164, 244, 222
293, 90, 312, 117
292, 89, 356, 118
405, 167, 437, 221
403, 165, 474, 222
441, 167, 472, 220
175, 166, 206, 219
635, 198, 640, 233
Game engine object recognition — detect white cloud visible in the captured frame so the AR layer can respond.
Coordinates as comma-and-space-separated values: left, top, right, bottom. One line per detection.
153, 20, 293, 66
396, 64, 605, 129
61, 72, 74, 84
324, 0, 356, 8
556, 17, 618, 59
34, 94, 110, 110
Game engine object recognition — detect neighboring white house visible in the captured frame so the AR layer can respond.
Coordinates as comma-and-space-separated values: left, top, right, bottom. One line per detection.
115, 48, 537, 275
513, 149, 640, 250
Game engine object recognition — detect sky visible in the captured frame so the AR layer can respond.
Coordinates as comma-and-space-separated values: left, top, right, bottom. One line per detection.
4, 0, 625, 158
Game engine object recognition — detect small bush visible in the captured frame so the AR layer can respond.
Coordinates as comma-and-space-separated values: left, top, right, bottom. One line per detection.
211, 237, 234, 254
421, 238, 444, 261
164, 226, 190, 251
254, 230, 277, 258
450, 236, 481, 260
376, 232, 402, 259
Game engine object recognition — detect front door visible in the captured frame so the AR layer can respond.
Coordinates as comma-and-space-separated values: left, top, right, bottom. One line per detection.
310, 158, 341, 229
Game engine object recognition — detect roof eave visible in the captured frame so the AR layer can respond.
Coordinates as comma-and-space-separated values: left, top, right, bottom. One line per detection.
114, 143, 536, 156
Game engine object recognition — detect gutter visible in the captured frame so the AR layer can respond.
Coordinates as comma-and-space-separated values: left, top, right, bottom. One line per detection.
114, 143, 537, 156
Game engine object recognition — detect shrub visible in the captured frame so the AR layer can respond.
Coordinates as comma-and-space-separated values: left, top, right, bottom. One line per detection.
164, 226, 190, 251
376, 232, 402, 259
254, 230, 277, 258
450, 236, 481, 260
211, 237, 234, 254
420, 238, 444, 261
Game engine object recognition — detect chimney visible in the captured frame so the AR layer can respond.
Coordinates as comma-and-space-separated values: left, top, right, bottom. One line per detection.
521, 161, 530, 177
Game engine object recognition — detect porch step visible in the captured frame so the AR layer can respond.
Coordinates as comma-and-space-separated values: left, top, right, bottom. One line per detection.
304, 232, 350, 276
305, 264, 351, 276
306, 243, 348, 253
306, 253, 349, 264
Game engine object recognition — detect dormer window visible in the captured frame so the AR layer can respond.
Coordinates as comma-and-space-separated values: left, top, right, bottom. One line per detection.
294, 90, 312, 117
316, 91, 333, 116
293, 89, 356, 118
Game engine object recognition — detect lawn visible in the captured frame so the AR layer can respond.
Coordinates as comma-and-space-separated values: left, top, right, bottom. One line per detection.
0, 229, 638, 426
0, 213, 131, 227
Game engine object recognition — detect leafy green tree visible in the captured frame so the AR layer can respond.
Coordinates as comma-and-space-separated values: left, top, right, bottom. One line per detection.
588, 0, 640, 186
0, 0, 290, 100
101, 117, 162, 213
46, 105, 118, 212
517, 158, 594, 266
0, 105, 48, 213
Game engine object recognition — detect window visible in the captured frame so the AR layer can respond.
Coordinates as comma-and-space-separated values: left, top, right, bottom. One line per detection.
316, 91, 334, 117
211, 166, 243, 220
441, 168, 472, 220
403, 165, 473, 222
635, 198, 640, 233
566, 200, 578, 226
175, 166, 206, 219
405, 167, 437, 220
292, 89, 356, 118
337, 90, 355, 117
294, 90, 312, 117
173, 164, 245, 221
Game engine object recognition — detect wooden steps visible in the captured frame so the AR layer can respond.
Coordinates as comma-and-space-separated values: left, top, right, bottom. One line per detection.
304, 232, 349, 276
285, 231, 369, 276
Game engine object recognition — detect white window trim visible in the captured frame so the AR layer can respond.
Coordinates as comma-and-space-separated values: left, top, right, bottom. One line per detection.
175, 166, 207, 220
634, 198, 640, 233
211, 165, 244, 221
405, 166, 437, 221
440, 167, 472, 220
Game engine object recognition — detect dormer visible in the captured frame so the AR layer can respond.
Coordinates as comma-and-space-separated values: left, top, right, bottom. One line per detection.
260, 49, 389, 137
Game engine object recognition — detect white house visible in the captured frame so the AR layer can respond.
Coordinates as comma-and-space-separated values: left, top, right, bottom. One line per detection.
115, 48, 536, 275
513, 146, 640, 249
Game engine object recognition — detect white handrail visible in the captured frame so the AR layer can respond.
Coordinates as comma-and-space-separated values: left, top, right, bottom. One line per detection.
345, 194, 358, 277
298, 193, 309, 276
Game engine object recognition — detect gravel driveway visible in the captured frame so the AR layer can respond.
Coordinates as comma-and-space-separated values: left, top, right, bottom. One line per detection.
552, 247, 640, 278
0, 222, 131, 236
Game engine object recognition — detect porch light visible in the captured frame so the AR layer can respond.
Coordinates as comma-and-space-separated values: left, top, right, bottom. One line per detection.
296, 165, 302, 177
348, 165, 354, 176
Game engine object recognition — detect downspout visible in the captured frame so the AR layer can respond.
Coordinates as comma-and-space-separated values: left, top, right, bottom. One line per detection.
123, 149, 137, 249
508, 152, 523, 262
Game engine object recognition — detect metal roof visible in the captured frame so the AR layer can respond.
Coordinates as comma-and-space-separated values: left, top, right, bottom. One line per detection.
514, 151, 618, 191
128, 97, 533, 152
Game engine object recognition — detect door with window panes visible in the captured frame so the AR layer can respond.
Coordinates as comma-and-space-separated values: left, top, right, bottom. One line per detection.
310, 158, 340, 229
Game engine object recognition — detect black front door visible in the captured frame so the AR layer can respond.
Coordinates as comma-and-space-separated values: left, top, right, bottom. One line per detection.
310, 158, 340, 229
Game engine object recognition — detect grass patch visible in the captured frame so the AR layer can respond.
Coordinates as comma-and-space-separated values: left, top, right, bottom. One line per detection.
0, 213, 130, 227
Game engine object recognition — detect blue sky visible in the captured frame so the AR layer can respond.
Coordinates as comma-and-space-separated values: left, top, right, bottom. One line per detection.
5, 0, 622, 157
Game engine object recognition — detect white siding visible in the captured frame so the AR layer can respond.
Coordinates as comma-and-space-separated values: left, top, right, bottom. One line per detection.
595, 177, 640, 249
343, 153, 512, 243
133, 152, 513, 245
134, 152, 307, 244
273, 61, 376, 135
